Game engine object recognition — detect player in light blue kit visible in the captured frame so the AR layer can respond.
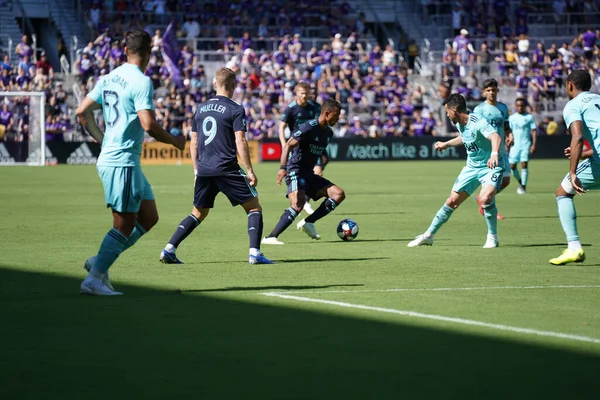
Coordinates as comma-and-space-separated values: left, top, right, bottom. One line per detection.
509, 98, 537, 194
473, 78, 513, 219
550, 70, 600, 265
76, 29, 185, 295
408, 94, 504, 248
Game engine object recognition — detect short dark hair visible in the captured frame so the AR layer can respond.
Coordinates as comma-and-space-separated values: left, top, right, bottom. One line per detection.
482, 78, 498, 89
124, 29, 151, 55
515, 98, 527, 106
321, 98, 342, 113
567, 70, 592, 91
442, 93, 467, 112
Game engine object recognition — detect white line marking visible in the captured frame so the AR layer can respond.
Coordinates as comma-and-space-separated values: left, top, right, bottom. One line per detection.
263, 293, 600, 345
266, 285, 600, 295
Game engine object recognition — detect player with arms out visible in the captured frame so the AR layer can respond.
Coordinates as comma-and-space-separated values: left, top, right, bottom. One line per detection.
508, 98, 537, 194
473, 78, 513, 218
279, 82, 321, 215
408, 94, 504, 248
549, 70, 600, 265
160, 67, 273, 265
76, 29, 186, 295
263, 98, 345, 245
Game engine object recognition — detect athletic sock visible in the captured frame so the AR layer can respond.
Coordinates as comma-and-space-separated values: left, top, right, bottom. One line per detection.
557, 196, 579, 244
512, 168, 522, 184
482, 201, 498, 235
165, 214, 200, 252
92, 228, 128, 275
305, 198, 337, 223
248, 211, 263, 254
521, 168, 528, 187
268, 207, 299, 238
122, 221, 147, 252
425, 204, 454, 236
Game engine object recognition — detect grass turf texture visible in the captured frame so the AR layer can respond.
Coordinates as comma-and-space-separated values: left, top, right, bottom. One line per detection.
1, 160, 599, 399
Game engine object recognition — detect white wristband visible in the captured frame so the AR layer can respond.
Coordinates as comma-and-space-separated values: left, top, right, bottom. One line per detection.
194, 169, 198, 176
491, 152, 498, 156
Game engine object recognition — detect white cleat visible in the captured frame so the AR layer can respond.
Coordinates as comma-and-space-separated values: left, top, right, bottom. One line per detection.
297, 219, 321, 240
80, 275, 122, 296
483, 234, 499, 248
262, 236, 285, 245
84, 256, 115, 291
303, 202, 315, 215
516, 186, 526, 195
407, 234, 434, 247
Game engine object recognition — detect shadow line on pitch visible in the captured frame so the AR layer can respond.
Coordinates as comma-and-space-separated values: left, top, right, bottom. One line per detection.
508, 215, 600, 219
181, 283, 365, 293
281, 257, 391, 263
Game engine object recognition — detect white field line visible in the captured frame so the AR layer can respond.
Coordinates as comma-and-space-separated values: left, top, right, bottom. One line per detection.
262, 293, 600, 345
265, 284, 600, 295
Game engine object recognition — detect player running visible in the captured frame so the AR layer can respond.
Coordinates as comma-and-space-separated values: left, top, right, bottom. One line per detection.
76, 29, 186, 295
262, 98, 345, 245
408, 94, 504, 248
160, 67, 273, 265
279, 82, 321, 215
508, 98, 537, 194
549, 70, 600, 265
473, 78, 513, 219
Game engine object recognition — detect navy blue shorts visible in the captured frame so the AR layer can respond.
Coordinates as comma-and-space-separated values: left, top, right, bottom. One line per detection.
286, 170, 333, 200
194, 170, 258, 208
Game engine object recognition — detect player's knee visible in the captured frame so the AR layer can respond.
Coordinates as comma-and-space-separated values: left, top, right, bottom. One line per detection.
333, 188, 346, 203
479, 193, 494, 205
501, 177, 510, 188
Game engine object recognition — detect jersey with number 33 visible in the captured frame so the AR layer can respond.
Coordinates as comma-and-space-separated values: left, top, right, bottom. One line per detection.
87, 63, 154, 167
192, 95, 247, 176
563, 91, 600, 161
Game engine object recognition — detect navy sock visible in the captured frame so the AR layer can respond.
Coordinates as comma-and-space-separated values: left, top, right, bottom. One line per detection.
167, 214, 200, 249
248, 211, 263, 249
268, 207, 299, 238
305, 198, 338, 223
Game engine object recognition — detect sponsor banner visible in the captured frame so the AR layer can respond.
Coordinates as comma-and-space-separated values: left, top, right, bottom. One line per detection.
262, 136, 571, 161
141, 140, 260, 166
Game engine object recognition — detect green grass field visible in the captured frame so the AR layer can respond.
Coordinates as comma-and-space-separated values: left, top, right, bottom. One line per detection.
1, 160, 600, 399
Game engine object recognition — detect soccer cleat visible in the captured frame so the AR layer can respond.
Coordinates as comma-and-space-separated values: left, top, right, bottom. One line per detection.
516, 185, 526, 195
84, 256, 115, 291
249, 253, 275, 265
407, 234, 434, 247
496, 213, 505, 220
262, 236, 285, 245
159, 250, 184, 264
483, 234, 499, 248
297, 219, 321, 240
303, 202, 315, 215
549, 249, 585, 265
80, 275, 123, 296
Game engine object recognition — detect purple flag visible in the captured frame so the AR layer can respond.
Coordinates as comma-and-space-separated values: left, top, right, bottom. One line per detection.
161, 20, 182, 88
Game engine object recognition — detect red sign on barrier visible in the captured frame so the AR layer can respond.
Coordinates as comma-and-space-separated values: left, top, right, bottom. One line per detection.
262, 142, 281, 161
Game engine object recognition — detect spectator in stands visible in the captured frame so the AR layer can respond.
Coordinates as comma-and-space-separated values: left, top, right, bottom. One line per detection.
35, 52, 54, 80
0, 103, 14, 138
407, 39, 419, 72
553, 0, 567, 34
182, 15, 201, 48
15, 35, 32, 61
1, 55, 11, 71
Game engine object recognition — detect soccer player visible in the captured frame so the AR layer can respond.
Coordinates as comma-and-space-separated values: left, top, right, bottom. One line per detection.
473, 78, 513, 219
508, 98, 537, 194
279, 82, 321, 214
160, 68, 273, 265
76, 29, 186, 295
262, 98, 345, 245
549, 70, 600, 265
408, 94, 503, 248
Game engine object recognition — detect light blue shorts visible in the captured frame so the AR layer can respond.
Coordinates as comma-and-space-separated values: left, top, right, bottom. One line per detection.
452, 165, 504, 196
560, 158, 600, 195
509, 145, 531, 164
97, 166, 154, 213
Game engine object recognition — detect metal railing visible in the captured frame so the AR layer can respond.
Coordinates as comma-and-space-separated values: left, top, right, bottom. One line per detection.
0, 35, 13, 61
60, 54, 69, 75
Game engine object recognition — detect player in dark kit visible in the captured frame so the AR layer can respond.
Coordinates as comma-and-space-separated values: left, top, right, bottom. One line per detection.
279, 81, 322, 215
160, 67, 273, 265
262, 98, 345, 245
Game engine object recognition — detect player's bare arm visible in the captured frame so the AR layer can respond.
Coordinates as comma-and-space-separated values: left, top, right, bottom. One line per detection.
138, 109, 185, 150
567, 120, 585, 195
76, 96, 104, 143
530, 127, 537, 154
277, 136, 299, 185
504, 120, 514, 147
434, 135, 463, 151
235, 130, 257, 187
278, 121, 288, 147
190, 130, 198, 176
487, 132, 502, 168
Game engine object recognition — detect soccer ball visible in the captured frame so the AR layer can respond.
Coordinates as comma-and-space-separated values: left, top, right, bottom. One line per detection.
337, 219, 359, 241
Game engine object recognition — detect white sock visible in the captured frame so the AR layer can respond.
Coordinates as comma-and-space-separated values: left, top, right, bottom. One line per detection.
568, 240, 582, 251
165, 243, 176, 253
250, 248, 261, 257
424, 231, 433, 239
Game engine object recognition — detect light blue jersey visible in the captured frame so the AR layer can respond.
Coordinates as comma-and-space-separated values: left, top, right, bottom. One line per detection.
509, 112, 537, 147
87, 63, 154, 167
563, 91, 600, 161
473, 101, 510, 139
456, 114, 500, 168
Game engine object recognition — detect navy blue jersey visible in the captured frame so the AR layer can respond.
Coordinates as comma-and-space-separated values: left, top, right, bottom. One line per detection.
281, 100, 321, 131
192, 95, 246, 176
287, 119, 333, 173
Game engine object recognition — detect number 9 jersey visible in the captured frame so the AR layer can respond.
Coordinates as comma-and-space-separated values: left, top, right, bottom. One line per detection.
192, 95, 247, 176
87, 63, 154, 167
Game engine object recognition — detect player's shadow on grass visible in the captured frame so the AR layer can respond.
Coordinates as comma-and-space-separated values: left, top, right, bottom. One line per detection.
510, 215, 600, 219
2, 265, 600, 399
305, 239, 414, 243
511, 243, 593, 248
341, 211, 407, 216
281, 257, 390, 263
182, 283, 364, 293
